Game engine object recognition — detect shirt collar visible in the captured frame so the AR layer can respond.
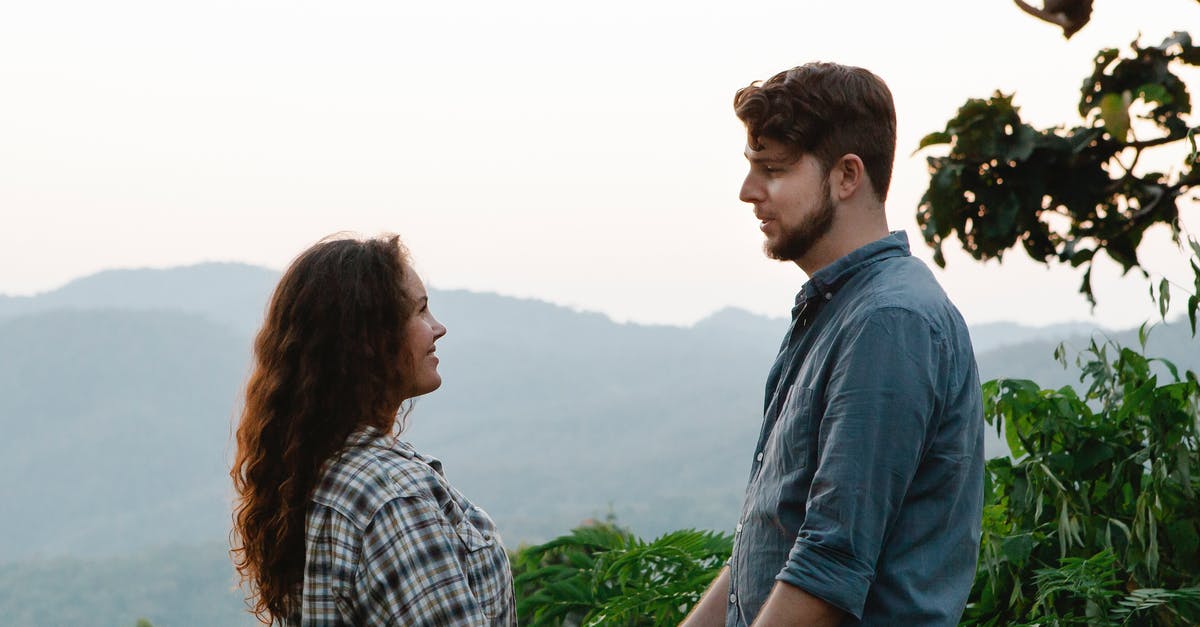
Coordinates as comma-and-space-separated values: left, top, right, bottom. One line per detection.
796, 231, 911, 306
342, 424, 416, 459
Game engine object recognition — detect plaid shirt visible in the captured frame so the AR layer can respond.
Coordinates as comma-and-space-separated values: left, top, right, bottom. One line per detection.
291, 427, 516, 626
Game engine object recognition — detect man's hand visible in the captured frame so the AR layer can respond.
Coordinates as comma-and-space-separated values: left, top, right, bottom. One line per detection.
752, 581, 844, 626
679, 567, 731, 627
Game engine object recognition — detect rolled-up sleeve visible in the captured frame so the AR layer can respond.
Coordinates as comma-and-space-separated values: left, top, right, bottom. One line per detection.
775, 308, 941, 619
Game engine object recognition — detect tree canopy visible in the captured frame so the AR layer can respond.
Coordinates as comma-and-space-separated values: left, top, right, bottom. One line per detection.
917, 30, 1200, 329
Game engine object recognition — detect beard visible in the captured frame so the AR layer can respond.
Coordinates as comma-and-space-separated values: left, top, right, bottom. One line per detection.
764, 180, 836, 262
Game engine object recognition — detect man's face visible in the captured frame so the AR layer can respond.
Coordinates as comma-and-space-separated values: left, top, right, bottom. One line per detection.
739, 138, 835, 262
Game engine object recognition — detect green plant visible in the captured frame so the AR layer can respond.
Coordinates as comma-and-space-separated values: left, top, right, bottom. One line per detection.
513, 521, 731, 626
963, 335, 1200, 625
916, 30, 1200, 329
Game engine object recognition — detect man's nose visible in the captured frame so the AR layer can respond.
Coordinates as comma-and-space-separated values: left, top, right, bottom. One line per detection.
739, 173, 763, 204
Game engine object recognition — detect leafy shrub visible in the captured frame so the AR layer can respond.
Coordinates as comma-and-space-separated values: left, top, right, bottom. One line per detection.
513, 521, 731, 626
513, 336, 1200, 626
964, 335, 1200, 625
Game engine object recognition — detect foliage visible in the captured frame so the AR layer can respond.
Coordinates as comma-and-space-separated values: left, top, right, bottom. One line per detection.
916, 31, 1200, 326
951, 7, 1200, 621
512, 521, 731, 626
511, 11, 1200, 627
1012, 0, 1094, 39
963, 336, 1200, 625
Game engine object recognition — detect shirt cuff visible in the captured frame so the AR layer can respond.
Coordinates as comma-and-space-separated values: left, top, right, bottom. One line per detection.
776, 536, 874, 620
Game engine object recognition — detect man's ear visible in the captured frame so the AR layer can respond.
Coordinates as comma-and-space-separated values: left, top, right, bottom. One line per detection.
830, 154, 867, 201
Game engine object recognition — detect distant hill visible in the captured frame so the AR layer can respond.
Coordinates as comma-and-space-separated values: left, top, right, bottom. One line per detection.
967, 320, 1101, 354
0, 309, 246, 560
0, 263, 279, 335
0, 270, 778, 562
976, 320, 1199, 393
1, 263, 1193, 566
0, 543, 256, 627
0, 263, 1104, 351
3, 263, 1198, 623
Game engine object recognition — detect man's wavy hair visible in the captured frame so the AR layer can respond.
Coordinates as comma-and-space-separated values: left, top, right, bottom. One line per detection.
230, 234, 415, 623
734, 62, 897, 201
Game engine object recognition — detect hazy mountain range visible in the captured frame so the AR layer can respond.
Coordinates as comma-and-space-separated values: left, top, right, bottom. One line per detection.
2, 263, 1197, 625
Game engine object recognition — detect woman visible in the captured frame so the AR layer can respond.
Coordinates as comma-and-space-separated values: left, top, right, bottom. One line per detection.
230, 234, 515, 626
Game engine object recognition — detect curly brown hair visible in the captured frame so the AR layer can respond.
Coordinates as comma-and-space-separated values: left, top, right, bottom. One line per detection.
230, 234, 416, 623
734, 62, 897, 201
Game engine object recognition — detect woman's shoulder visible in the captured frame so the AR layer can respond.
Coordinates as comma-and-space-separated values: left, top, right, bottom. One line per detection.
310, 430, 452, 527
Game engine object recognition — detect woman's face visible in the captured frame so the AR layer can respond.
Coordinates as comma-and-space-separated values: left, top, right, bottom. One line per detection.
401, 269, 447, 399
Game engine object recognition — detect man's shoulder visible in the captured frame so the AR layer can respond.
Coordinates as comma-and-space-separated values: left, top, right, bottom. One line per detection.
843, 256, 966, 339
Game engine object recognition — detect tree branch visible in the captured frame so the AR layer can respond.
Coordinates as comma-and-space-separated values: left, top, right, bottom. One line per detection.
1126, 133, 1188, 150
1013, 0, 1070, 28
1012, 0, 1093, 38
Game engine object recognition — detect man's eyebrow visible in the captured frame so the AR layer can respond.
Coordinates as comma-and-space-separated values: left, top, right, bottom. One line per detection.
744, 152, 790, 164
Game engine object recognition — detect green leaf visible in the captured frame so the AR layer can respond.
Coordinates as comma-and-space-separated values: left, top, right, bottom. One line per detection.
1053, 343, 1067, 367
1166, 520, 1199, 559
1079, 267, 1096, 307
1100, 92, 1131, 141
1136, 83, 1173, 107
1189, 294, 1199, 336
917, 131, 952, 151
1065, 126, 1104, 154
1069, 248, 1096, 268
1158, 278, 1171, 319
1006, 125, 1038, 162
1075, 440, 1115, 473
1001, 533, 1037, 566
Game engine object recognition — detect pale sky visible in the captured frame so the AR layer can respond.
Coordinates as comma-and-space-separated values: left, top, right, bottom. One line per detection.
3, 0, 1198, 329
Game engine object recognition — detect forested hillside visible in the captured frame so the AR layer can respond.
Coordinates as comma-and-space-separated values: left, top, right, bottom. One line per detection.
3, 263, 1193, 623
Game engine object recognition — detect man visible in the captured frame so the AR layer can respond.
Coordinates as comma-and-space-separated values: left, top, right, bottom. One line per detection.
682, 63, 984, 626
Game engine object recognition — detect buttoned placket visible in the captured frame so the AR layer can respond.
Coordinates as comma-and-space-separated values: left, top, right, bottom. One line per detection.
735, 291, 816, 599
751, 292, 814, 479
732, 284, 839, 625
739, 292, 834, 535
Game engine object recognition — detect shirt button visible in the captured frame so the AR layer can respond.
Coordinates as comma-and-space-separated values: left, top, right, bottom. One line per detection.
756, 452, 764, 462
824, 292, 832, 300
729, 593, 737, 604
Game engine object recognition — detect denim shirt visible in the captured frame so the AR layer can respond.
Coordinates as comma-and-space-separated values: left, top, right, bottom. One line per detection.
727, 232, 983, 626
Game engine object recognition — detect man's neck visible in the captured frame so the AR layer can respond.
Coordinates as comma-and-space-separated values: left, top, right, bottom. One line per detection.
794, 220, 890, 277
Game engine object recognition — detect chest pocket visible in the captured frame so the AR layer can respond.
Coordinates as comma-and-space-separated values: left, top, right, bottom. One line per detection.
453, 509, 511, 620
763, 385, 816, 477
